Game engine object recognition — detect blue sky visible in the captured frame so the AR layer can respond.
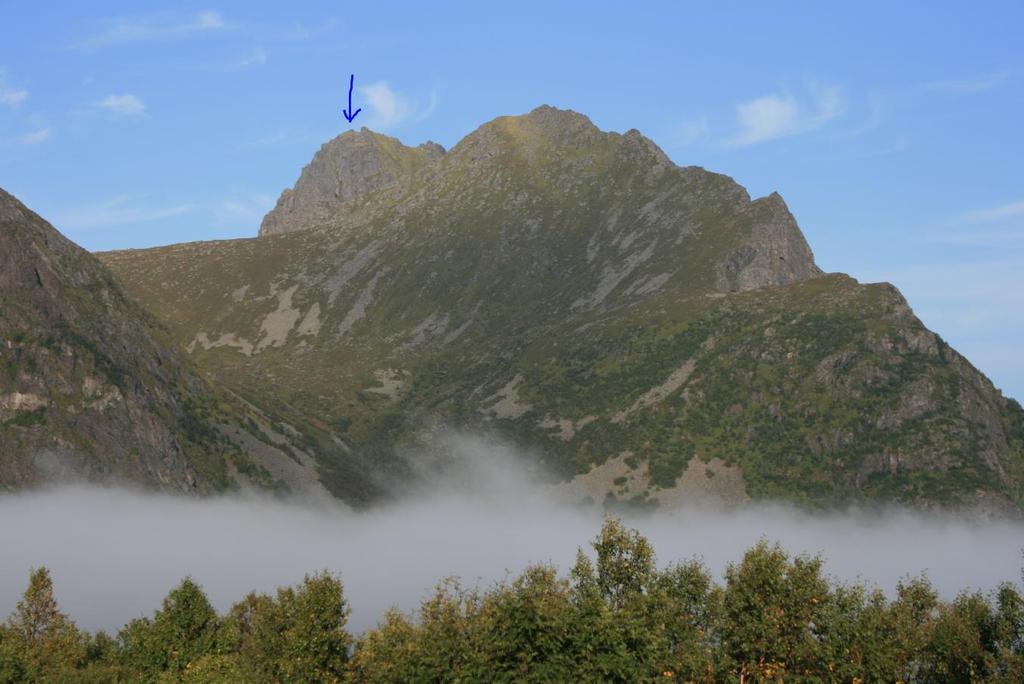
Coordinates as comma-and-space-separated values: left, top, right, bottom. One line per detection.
1, 2, 1021, 400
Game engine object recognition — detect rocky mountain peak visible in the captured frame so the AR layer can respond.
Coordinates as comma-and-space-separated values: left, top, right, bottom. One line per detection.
715, 191, 822, 292
257, 106, 821, 295
258, 128, 444, 237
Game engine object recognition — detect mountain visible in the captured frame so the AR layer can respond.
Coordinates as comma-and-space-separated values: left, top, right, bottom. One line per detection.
0, 188, 327, 496
93, 106, 1024, 514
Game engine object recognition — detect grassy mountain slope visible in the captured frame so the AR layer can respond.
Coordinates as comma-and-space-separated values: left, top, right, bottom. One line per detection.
98, 106, 1024, 513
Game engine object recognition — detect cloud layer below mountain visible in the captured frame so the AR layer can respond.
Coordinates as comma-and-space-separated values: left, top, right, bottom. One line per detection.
1, 445, 1021, 635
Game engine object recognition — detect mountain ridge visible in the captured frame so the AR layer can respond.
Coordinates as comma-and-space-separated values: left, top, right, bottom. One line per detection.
95, 105, 1024, 514
0, 104, 1007, 511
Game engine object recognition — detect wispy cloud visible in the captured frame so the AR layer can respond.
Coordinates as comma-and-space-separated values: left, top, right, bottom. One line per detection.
357, 81, 439, 130
420, 88, 440, 122
924, 71, 1010, 94
236, 129, 292, 149
75, 10, 226, 49
96, 94, 146, 116
930, 199, 1024, 246
16, 129, 50, 145
215, 193, 276, 225
936, 230, 1024, 247
726, 84, 843, 147
0, 71, 28, 107
275, 19, 338, 41
54, 196, 194, 231
672, 116, 709, 147
961, 200, 1024, 224
839, 137, 911, 160
234, 128, 327, 151
228, 47, 267, 70
832, 95, 887, 140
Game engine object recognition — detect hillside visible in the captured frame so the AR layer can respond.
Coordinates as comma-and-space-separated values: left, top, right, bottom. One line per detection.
97, 106, 1024, 513
0, 188, 328, 496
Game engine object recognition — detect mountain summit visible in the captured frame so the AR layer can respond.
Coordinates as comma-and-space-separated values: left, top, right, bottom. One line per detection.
260, 106, 821, 294
260, 128, 445, 237
88, 105, 1024, 513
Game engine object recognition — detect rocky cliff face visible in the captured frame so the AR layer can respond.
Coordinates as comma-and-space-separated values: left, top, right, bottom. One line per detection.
94, 106, 1024, 514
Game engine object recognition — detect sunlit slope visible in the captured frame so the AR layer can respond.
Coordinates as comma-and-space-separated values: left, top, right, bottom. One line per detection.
99, 106, 1024, 513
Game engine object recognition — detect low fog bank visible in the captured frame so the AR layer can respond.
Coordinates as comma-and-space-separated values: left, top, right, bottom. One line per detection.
1, 442, 1022, 635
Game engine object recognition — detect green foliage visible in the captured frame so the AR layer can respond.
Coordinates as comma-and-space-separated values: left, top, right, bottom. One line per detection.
719, 541, 832, 680
117, 577, 219, 682
1, 567, 86, 682
3, 520, 1023, 682
221, 571, 351, 683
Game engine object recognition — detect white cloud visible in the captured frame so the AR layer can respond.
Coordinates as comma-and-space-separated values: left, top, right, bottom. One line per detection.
358, 81, 407, 128
96, 94, 146, 116
0, 88, 27, 106
924, 72, 1009, 94
17, 129, 50, 145
356, 81, 438, 130
75, 10, 226, 49
0, 71, 28, 107
726, 84, 843, 147
54, 195, 194, 231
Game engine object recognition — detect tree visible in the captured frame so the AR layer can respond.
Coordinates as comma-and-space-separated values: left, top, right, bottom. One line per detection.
592, 517, 656, 610
719, 541, 831, 682
223, 572, 351, 683
118, 577, 219, 682
347, 608, 419, 683
276, 572, 352, 683
4, 567, 85, 680
476, 564, 574, 681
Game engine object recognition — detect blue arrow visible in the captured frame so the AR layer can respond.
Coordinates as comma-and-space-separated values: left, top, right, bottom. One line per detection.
343, 74, 361, 123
